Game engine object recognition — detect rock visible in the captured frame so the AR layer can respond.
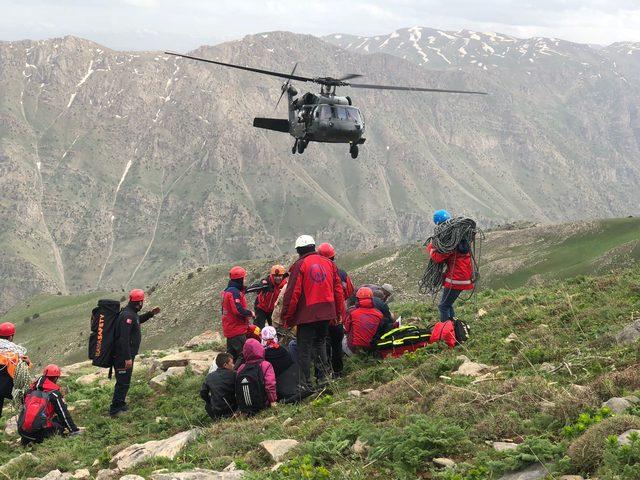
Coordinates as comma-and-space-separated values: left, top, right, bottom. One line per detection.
150, 469, 244, 480
95, 469, 118, 480
189, 360, 213, 375
492, 441, 519, 451
259, 439, 300, 462
348, 390, 361, 397
560, 476, 585, 480
71, 469, 90, 479
39, 471, 73, 480
271, 463, 283, 472
433, 457, 455, 468
60, 360, 93, 376
539, 362, 556, 373
498, 463, 547, 480
111, 429, 200, 470
505, 333, 518, 344
158, 350, 217, 370
603, 396, 635, 414
282, 417, 293, 426
149, 366, 187, 391
223, 461, 236, 472
76, 371, 109, 386
361, 388, 374, 394
119, 476, 145, 480
73, 399, 92, 408
616, 319, 640, 344
617, 429, 640, 446
91, 459, 99, 467
184, 330, 223, 348
478, 308, 488, 318
5, 415, 18, 435
0, 452, 40, 474
351, 437, 368, 455
453, 355, 498, 378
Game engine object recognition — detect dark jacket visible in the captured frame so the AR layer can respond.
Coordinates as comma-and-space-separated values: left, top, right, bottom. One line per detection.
0, 368, 13, 400
114, 303, 155, 366
264, 345, 294, 377
199, 368, 237, 417
281, 252, 345, 328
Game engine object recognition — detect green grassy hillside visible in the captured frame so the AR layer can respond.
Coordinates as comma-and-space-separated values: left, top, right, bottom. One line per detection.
1, 258, 640, 478
3, 217, 640, 367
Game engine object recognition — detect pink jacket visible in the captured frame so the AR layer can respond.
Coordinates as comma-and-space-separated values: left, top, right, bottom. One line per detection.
237, 339, 277, 404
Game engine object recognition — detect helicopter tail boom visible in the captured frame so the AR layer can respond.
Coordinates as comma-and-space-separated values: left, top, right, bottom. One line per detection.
253, 117, 290, 133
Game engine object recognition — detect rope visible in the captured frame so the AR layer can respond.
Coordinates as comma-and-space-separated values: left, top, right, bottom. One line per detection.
12, 361, 32, 410
418, 217, 484, 298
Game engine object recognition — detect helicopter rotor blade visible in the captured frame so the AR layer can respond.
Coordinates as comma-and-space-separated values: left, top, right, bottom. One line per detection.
164, 52, 314, 83
337, 73, 363, 81
346, 82, 487, 94
275, 62, 298, 111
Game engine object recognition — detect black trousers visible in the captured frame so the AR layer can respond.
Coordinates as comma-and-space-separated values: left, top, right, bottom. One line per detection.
110, 359, 134, 414
297, 320, 330, 388
254, 308, 272, 329
20, 423, 63, 445
327, 324, 344, 375
0, 375, 13, 418
227, 334, 246, 364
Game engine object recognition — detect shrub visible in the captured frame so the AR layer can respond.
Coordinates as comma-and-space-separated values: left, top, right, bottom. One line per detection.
599, 432, 640, 479
563, 407, 613, 439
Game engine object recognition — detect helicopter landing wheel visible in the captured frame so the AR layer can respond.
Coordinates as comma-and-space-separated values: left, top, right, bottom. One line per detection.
297, 140, 307, 154
350, 144, 359, 159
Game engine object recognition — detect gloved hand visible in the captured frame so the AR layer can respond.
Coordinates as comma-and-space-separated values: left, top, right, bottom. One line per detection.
151, 307, 161, 315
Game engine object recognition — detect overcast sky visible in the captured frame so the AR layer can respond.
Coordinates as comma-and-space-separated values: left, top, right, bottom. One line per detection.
2, 0, 639, 51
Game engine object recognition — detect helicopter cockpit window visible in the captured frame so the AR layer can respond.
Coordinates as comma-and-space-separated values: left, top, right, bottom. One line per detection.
317, 105, 332, 120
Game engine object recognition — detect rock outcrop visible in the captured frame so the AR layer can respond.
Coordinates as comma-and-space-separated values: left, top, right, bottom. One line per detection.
110, 429, 201, 470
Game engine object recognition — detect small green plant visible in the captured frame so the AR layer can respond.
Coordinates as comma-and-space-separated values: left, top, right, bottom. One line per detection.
258, 455, 331, 480
599, 432, 640, 479
563, 407, 613, 438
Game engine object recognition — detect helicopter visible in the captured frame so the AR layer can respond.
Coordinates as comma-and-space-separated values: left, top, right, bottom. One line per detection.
165, 51, 487, 158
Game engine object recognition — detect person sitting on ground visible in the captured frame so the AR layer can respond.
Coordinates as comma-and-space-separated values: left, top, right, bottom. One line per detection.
261, 326, 294, 376
200, 352, 237, 420
343, 287, 396, 356
248, 265, 288, 329
221, 266, 256, 362
348, 284, 395, 324
235, 339, 277, 414
18, 364, 80, 445
0, 321, 31, 418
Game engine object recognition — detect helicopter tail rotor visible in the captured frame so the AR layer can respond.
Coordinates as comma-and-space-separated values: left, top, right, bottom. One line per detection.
275, 62, 298, 111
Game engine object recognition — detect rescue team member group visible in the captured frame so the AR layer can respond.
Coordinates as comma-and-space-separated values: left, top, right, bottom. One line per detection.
0, 209, 473, 442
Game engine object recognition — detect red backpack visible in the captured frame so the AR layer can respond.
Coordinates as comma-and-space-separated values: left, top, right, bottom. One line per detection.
18, 390, 53, 433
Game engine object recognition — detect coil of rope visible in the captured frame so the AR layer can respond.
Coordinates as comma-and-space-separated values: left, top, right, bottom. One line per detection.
418, 217, 484, 297
12, 360, 32, 410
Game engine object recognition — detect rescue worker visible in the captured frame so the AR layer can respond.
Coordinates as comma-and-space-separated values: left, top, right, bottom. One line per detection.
18, 364, 80, 445
427, 209, 474, 323
281, 235, 345, 388
317, 242, 353, 377
199, 352, 237, 419
0, 322, 30, 417
221, 266, 255, 362
110, 289, 161, 417
343, 287, 386, 355
249, 265, 288, 329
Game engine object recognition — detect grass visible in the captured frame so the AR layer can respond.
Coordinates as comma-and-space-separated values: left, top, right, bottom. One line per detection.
2, 261, 640, 478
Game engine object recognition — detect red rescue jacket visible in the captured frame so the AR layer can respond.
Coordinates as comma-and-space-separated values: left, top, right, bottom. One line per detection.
255, 275, 287, 313
427, 242, 474, 291
221, 280, 253, 338
281, 252, 345, 328
344, 298, 383, 349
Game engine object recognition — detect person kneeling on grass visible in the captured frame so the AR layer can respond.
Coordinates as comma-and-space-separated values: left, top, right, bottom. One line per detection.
18, 364, 80, 445
200, 352, 237, 420
235, 339, 277, 415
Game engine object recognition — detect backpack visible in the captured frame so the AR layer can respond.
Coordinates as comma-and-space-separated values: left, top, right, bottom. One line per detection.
235, 363, 267, 415
430, 319, 470, 348
453, 319, 470, 343
88, 299, 121, 368
17, 390, 52, 434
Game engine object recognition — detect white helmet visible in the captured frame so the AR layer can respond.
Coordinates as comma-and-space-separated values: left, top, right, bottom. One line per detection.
295, 234, 315, 249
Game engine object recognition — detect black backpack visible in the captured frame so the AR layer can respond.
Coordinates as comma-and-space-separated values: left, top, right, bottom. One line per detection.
88, 299, 121, 368
453, 319, 470, 344
235, 363, 267, 415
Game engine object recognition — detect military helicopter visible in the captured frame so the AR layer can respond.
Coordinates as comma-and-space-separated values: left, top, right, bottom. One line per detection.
165, 52, 487, 158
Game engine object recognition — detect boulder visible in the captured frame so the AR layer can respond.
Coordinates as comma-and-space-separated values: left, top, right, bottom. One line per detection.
75, 371, 109, 386
259, 439, 300, 462
616, 319, 640, 344
617, 429, 640, 446
348, 390, 361, 397
157, 350, 217, 370
95, 470, 118, 480
189, 360, 213, 376
5, 414, 18, 435
150, 469, 244, 480
71, 469, 90, 479
223, 462, 236, 472
498, 463, 547, 480
0, 452, 40, 475
492, 441, 519, 452
39, 471, 73, 480
602, 396, 638, 414
453, 355, 498, 378
111, 429, 200, 470
184, 330, 223, 348
119, 476, 145, 480
149, 367, 187, 391
361, 389, 374, 395
433, 458, 455, 468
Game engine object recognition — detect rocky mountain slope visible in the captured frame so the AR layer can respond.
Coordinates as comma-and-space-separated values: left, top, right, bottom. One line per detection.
5, 217, 640, 367
2, 254, 640, 479
1, 29, 640, 314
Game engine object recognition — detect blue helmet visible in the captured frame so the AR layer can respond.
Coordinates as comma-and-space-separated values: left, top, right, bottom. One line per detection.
433, 209, 451, 225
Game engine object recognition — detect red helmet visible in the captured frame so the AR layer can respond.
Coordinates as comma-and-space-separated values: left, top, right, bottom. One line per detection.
129, 289, 145, 302
356, 287, 373, 300
229, 266, 247, 280
43, 364, 61, 378
317, 242, 336, 258
0, 322, 16, 337
246, 324, 261, 340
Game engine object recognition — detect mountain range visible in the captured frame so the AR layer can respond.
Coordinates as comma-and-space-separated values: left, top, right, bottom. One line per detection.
1, 27, 639, 313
